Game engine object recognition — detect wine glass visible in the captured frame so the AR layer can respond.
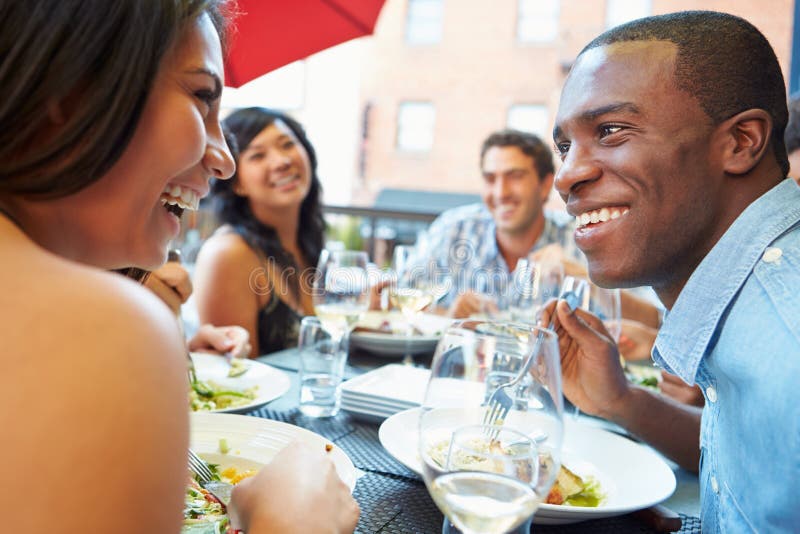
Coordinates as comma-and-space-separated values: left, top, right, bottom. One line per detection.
580, 283, 622, 343
571, 281, 621, 418
508, 257, 564, 325
419, 320, 564, 534
312, 249, 370, 346
390, 246, 452, 364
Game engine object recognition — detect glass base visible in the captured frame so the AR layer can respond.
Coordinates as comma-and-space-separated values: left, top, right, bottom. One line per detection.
442, 516, 533, 534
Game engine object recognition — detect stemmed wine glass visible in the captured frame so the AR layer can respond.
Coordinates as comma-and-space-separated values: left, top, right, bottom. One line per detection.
508, 257, 564, 325
571, 282, 621, 418
419, 320, 564, 533
312, 249, 371, 348
390, 245, 452, 364
580, 283, 622, 343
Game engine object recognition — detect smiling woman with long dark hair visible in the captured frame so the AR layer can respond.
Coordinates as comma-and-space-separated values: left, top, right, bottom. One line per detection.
194, 107, 326, 356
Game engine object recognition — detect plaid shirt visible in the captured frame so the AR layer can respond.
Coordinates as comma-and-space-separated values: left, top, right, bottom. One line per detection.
414, 203, 576, 306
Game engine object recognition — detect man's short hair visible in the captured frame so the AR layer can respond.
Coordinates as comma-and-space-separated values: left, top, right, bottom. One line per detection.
480, 129, 555, 181
580, 10, 789, 177
784, 94, 800, 155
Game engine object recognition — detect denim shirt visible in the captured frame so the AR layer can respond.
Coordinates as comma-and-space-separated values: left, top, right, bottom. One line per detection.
652, 179, 800, 533
415, 203, 576, 306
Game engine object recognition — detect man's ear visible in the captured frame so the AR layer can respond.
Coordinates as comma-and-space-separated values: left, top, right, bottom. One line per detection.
719, 109, 772, 175
540, 172, 555, 202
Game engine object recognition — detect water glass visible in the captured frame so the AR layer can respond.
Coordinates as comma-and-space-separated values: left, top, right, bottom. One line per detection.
298, 317, 347, 417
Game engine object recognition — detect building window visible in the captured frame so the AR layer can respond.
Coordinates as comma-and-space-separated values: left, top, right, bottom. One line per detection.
507, 104, 550, 141
405, 0, 443, 45
396, 101, 436, 151
517, 0, 559, 44
605, 0, 651, 29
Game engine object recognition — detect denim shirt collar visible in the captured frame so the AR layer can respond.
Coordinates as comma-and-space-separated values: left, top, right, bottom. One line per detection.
653, 179, 800, 383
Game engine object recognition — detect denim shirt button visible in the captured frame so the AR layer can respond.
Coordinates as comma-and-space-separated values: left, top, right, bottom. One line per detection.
762, 247, 783, 263
706, 385, 717, 403
710, 475, 720, 494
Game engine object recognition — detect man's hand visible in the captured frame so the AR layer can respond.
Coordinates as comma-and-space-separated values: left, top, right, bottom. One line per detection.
143, 261, 192, 314
448, 291, 498, 318
541, 300, 631, 418
188, 324, 252, 359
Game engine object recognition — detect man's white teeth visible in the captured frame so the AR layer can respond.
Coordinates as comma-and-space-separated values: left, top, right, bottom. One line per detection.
160, 186, 199, 210
575, 207, 629, 228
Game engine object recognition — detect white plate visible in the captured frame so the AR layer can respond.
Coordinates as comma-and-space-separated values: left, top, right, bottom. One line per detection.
341, 364, 430, 406
190, 412, 358, 491
191, 353, 291, 413
350, 311, 451, 356
378, 408, 676, 525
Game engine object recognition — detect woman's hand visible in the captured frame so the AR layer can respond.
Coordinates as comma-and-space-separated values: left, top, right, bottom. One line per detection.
368, 279, 391, 311
660, 371, 705, 407
617, 319, 658, 362
230, 441, 359, 533
143, 261, 192, 314
541, 300, 631, 418
188, 324, 252, 359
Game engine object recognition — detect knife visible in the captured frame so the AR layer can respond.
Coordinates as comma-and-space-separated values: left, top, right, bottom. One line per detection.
203, 480, 234, 507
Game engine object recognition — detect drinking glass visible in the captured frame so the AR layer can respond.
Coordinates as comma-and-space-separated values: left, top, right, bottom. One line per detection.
572, 282, 621, 418
579, 283, 622, 343
508, 258, 564, 325
390, 246, 452, 364
312, 249, 370, 346
297, 316, 347, 417
419, 320, 564, 534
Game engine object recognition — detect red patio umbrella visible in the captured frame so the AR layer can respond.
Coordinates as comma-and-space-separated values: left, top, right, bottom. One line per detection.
224, 0, 387, 88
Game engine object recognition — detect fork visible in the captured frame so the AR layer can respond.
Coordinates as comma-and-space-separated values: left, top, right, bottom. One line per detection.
481, 276, 588, 435
166, 249, 215, 396
188, 448, 234, 506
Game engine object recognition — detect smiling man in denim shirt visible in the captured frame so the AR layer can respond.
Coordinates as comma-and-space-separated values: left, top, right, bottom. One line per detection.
548, 10, 800, 532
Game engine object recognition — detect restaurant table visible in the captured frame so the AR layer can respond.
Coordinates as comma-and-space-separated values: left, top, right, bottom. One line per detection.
249, 348, 702, 534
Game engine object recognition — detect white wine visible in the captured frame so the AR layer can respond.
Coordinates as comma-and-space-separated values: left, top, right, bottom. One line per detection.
428, 471, 540, 534
315, 303, 365, 333
389, 287, 434, 315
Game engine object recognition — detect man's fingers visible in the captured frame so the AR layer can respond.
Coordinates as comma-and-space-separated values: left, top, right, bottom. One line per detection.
555, 301, 609, 345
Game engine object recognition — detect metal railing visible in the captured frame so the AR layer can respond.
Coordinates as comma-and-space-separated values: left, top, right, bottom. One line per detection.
322, 204, 440, 258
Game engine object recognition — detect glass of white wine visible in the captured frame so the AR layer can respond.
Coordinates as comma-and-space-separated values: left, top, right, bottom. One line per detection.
312, 249, 370, 346
419, 320, 564, 534
508, 257, 564, 325
389, 246, 451, 364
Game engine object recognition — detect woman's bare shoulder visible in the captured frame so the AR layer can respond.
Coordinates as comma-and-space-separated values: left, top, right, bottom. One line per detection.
1, 240, 189, 532
196, 229, 262, 270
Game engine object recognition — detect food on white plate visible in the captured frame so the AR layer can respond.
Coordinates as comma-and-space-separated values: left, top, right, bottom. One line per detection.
625, 364, 661, 391
545, 465, 605, 507
182, 443, 337, 533
182, 464, 257, 534
189, 379, 258, 412
428, 438, 604, 508
226, 358, 250, 378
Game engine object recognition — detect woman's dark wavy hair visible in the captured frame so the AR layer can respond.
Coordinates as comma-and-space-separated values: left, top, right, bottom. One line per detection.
214, 107, 325, 298
0, 0, 232, 199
